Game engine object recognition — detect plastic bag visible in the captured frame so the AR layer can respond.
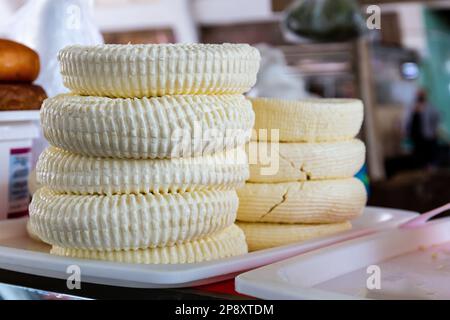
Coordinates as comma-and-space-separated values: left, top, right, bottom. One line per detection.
0, 0, 104, 97
247, 44, 310, 100
284, 0, 366, 42
0, 1, 15, 24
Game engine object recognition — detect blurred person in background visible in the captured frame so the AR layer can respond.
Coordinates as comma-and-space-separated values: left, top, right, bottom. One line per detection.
408, 89, 441, 170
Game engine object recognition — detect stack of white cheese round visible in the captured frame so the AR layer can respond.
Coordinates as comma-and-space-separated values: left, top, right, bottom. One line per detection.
237, 98, 368, 251
29, 44, 261, 264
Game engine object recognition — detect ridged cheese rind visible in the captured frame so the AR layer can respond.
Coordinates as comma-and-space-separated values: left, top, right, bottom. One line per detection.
37, 146, 249, 195
30, 187, 239, 251
237, 178, 367, 224
237, 221, 351, 251
26, 219, 42, 242
248, 139, 365, 182
51, 225, 248, 264
58, 44, 261, 98
251, 98, 364, 142
41, 94, 254, 159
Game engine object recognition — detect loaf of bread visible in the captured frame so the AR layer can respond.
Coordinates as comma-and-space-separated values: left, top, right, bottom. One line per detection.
0, 83, 47, 110
0, 39, 40, 82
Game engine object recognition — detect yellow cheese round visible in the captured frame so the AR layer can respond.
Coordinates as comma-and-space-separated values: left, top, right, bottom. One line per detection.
41, 94, 254, 159
30, 187, 238, 251
251, 98, 364, 142
238, 221, 352, 251
247, 139, 365, 182
59, 44, 260, 98
51, 225, 248, 264
237, 178, 367, 224
37, 146, 249, 195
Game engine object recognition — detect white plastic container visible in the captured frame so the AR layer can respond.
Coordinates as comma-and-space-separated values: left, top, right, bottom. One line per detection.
0, 111, 40, 220
236, 217, 450, 300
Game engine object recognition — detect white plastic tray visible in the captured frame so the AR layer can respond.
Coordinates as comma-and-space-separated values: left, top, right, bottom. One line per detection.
0, 110, 40, 122
236, 216, 450, 299
0, 207, 417, 288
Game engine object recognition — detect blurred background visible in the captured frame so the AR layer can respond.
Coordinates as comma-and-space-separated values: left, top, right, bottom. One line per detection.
0, 0, 449, 213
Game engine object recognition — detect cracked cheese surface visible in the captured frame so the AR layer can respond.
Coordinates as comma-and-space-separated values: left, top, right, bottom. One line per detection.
237, 178, 367, 224
37, 146, 249, 195
59, 44, 261, 98
251, 98, 364, 142
51, 225, 248, 264
237, 221, 351, 251
41, 94, 255, 159
247, 139, 365, 183
30, 187, 238, 251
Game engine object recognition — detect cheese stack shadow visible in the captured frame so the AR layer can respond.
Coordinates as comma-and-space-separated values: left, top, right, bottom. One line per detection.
29, 44, 261, 264
237, 98, 368, 251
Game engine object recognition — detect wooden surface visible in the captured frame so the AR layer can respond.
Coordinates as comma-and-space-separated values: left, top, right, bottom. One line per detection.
354, 39, 386, 181
103, 29, 175, 44
272, 0, 430, 12
201, 22, 287, 45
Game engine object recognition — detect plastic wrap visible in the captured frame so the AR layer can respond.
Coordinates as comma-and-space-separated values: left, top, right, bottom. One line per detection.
248, 44, 309, 100
0, 0, 104, 97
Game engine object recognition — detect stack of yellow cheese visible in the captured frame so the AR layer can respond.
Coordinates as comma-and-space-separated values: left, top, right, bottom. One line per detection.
29, 44, 261, 264
237, 98, 368, 251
